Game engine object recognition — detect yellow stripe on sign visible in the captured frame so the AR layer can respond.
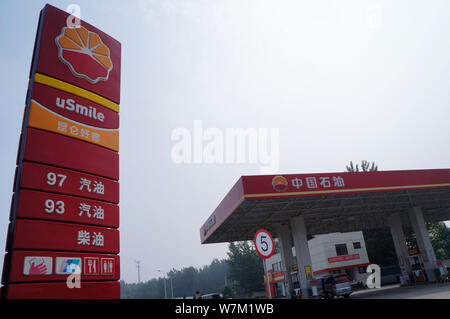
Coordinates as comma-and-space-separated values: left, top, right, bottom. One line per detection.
33, 73, 120, 113
28, 99, 119, 152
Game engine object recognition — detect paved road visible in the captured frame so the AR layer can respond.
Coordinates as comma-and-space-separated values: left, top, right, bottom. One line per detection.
351, 282, 450, 299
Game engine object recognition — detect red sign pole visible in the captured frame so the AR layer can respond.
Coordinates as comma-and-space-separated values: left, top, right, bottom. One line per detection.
1, 4, 121, 299
254, 229, 275, 299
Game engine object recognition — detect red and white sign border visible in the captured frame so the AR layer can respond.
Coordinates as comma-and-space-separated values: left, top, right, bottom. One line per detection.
254, 229, 275, 259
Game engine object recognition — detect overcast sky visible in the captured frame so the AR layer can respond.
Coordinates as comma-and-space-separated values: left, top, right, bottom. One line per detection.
1, 0, 449, 284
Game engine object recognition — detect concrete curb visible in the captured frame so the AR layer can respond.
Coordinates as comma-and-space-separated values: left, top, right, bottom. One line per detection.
400, 278, 450, 287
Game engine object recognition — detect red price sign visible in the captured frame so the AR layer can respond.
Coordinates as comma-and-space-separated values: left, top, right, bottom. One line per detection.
19, 162, 119, 204
11, 219, 119, 254
15, 190, 119, 228
254, 229, 275, 259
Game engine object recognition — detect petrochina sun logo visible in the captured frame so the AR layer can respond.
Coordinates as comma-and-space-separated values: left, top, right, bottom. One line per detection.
272, 176, 288, 192
55, 26, 113, 83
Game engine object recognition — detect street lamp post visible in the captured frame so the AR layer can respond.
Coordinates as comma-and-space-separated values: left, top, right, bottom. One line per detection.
158, 269, 174, 299
157, 269, 175, 299
157, 270, 167, 299
136, 260, 141, 283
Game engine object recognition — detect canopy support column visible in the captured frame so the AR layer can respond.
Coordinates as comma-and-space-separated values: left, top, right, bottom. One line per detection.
408, 206, 438, 281
388, 213, 412, 283
276, 223, 295, 298
290, 215, 312, 299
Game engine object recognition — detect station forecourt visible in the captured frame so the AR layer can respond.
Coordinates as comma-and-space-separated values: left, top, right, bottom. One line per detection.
200, 168, 450, 298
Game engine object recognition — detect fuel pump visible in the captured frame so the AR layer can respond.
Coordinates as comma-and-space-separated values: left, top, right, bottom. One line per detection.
409, 254, 425, 283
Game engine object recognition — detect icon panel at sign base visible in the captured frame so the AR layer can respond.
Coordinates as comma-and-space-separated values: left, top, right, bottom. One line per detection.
21, 255, 116, 276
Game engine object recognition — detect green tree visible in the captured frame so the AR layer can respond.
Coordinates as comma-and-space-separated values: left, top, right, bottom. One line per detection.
168, 266, 198, 298
120, 259, 229, 299
195, 259, 229, 295
429, 222, 450, 260
404, 222, 450, 260
226, 241, 264, 297
346, 160, 378, 172
221, 285, 234, 298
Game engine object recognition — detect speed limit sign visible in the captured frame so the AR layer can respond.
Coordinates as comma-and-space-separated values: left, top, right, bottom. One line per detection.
254, 229, 275, 259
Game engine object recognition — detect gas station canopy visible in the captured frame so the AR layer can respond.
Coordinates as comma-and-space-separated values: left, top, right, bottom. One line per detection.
200, 169, 450, 244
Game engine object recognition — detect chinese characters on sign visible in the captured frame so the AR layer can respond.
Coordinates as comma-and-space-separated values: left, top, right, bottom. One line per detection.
16, 189, 119, 228
77, 230, 104, 247
79, 178, 105, 195
27, 101, 119, 151
289, 176, 345, 191
19, 162, 119, 203
78, 203, 104, 220
328, 254, 361, 263
57, 120, 101, 143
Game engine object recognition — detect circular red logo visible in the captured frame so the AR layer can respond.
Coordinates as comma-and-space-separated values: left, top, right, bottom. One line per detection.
55, 26, 113, 84
272, 175, 288, 192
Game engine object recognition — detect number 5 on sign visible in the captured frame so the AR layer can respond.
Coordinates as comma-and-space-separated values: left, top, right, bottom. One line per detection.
254, 229, 275, 259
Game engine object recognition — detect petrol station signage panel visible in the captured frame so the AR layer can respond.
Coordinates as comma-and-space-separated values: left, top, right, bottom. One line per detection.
19, 162, 119, 204
11, 219, 119, 254
243, 169, 450, 199
5, 281, 120, 299
15, 189, 119, 228
23, 128, 119, 180
1, 4, 121, 298
31, 83, 119, 129
7, 250, 120, 283
28, 100, 119, 151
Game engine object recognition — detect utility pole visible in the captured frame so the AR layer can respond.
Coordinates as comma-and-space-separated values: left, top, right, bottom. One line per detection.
158, 269, 168, 299
136, 260, 141, 283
